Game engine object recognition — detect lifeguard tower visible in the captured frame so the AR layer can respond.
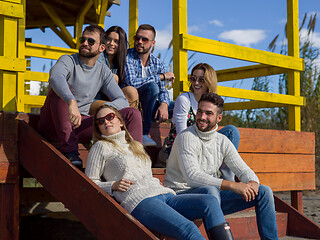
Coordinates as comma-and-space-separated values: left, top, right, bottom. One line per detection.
0, 0, 319, 239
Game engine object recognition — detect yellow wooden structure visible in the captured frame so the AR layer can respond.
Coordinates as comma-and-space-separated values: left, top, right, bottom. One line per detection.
0, 0, 303, 132
0, 0, 120, 112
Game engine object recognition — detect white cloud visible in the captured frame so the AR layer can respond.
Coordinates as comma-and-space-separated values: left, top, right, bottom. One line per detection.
218, 29, 267, 47
155, 25, 172, 50
300, 28, 320, 48
188, 25, 201, 33
209, 19, 224, 27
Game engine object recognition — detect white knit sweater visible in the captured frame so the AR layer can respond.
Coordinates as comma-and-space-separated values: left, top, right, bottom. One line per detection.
164, 124, 259, 191
85, 131, 175, 213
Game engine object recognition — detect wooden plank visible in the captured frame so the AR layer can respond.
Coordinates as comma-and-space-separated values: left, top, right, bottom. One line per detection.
2, 112, 18, 142
291, 190, 303, 213
20, 187, 58, 204
0, 183, 19, 240
18, 120, 157, 240
240, 153, 315, 173
182, 33, 304, 71
0, 141, 18, 162
217, 86, 305, 106
238, 128, 315, 154
256, 172, 315, 191
0, 112, 4, 140
0, 1, 24, 18
274, 195, 320, 239
0, 162, 18, 183
25, 42, 78, 60
0, 56, 26, 72
216, 64, 287, 82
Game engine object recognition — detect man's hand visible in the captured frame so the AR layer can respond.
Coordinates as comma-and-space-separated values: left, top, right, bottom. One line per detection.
68, 99, 81, 129
162, 72, 175, 84
248, 181, 259, 195
155, 102, 168, 122
221, 180, 258, 202
112, 179, 134, 192
232, 182, 258, 202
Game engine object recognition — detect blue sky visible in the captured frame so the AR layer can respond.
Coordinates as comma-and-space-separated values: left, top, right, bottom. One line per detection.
26, 0, 320, 95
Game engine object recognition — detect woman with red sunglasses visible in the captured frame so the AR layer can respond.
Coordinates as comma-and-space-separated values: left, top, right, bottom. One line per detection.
85, 104, 234, 240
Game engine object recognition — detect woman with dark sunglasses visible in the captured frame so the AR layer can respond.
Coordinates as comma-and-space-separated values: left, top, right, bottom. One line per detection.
90, 26, 140, 115
159, 63, 239, 180
85, 104, 234, 240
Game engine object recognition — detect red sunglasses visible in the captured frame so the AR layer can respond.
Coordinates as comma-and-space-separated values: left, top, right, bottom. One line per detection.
96, 113, 117, 125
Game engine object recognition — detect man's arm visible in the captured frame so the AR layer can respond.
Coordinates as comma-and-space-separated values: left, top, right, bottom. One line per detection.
49, 55, 81, 128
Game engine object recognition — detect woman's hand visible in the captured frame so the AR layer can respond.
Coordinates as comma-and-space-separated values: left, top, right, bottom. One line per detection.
112, 179, 134, 192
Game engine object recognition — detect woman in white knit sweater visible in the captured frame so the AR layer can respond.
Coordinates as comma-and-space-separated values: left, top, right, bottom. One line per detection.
85, 104, 234, 240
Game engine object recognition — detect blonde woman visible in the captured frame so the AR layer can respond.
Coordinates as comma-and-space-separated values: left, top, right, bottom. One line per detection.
85, 105, 234, 240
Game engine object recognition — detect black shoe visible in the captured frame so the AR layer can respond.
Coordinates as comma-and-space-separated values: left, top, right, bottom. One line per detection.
64, 151, 83, 169
207, 222, 234, 240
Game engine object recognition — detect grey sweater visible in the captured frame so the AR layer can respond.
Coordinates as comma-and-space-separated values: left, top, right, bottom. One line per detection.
164, 124, 259, 191
49, 54, 128, 115
85, 131, 175, 213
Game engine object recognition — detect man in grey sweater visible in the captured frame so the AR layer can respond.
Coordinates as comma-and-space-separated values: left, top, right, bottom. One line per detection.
164, 93, 278, 240
38, 25, 142, 167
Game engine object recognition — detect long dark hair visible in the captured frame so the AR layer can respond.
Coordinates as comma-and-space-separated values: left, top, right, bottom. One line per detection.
105, 26, 128, 86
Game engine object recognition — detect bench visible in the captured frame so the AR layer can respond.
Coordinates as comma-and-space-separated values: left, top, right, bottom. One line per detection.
148, 122, 316, 212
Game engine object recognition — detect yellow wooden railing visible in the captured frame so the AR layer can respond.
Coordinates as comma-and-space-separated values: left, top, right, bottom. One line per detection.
0, 0, 120, 113
169, 0, 303, 132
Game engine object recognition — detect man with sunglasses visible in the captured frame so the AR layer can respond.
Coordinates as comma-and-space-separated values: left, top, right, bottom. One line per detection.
164, 93, 278, 240
38, 25, 142, 168
124, 24, 175, 146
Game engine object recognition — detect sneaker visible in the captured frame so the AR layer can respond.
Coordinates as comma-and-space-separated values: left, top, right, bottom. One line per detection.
143, 135, 157, 146
64, 151, 83, 168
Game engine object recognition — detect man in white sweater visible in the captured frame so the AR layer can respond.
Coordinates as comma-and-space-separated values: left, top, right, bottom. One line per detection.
165, 93, 278, 240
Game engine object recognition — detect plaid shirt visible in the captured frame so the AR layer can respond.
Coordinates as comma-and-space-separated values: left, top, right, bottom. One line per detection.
124, 48, 169, 105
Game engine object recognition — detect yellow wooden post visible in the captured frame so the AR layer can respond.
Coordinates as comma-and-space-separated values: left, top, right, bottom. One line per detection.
129, 0, 138, 48
0, 0, 26, 112
287, 0, 304, 215
172, 0, 188, 99
287, 0, 301, 132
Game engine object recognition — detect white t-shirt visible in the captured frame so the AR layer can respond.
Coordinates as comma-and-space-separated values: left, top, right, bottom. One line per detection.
172, 91, 198, 134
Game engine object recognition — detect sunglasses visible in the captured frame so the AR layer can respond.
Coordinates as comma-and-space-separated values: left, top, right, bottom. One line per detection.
79, 37, 96, 46
189, 75, 206, 83
134, 35, 152, 44
96, 113, 117, 125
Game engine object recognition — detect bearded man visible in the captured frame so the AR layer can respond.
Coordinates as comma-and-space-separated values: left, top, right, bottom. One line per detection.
38, 25, 142, 167
164, 93, 279, 240
124, 24, 175, 146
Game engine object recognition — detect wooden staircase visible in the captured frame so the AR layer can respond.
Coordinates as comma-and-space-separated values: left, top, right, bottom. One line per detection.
1, 111, 320, 239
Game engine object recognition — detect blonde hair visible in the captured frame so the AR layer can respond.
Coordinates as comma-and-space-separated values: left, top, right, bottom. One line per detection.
189, 63, 217, 93
93, 105, 150, 161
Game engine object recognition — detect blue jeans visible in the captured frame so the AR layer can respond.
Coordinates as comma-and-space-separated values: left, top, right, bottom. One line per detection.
137, 82, 159, 135
218, 125, 240, 181
131, 193, 226, 240
179, 185, 279, 240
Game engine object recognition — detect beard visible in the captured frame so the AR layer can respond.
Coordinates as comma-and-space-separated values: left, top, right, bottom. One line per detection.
79, 47, 100, 58
196, 119, 217, 132
134, 44, 152, 55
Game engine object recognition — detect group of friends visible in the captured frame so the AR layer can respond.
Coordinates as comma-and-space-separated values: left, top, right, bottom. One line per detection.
38, 24, 279, 240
